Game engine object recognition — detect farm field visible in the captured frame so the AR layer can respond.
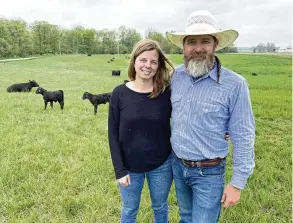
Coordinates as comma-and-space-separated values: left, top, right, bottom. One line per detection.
0, 54, 291, 223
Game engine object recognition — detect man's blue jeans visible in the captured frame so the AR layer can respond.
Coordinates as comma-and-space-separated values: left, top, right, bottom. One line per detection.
171, 153, 226, 223
119, 156, 172, 223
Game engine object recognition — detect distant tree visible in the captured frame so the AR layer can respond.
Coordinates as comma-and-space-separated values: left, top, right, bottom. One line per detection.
266, 42, 276, 52
0, 19, 33, 57
254, 42, 277, 53
118, 26, 142, 54
217, 44, 238, 53
83, 29, 96, 56
252, 46, 256, 53
255, 43, 266, 53
146, 29, 169, 51
95, 29, 117, 54
0, 38, 12, 58
145, 27, 182, 54
30, 21, 61, 55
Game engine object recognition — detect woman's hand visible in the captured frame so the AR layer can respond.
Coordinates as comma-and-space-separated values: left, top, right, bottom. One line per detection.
117, 174, 131, 187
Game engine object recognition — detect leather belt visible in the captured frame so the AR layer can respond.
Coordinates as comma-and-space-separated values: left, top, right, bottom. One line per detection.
180, 157, 225, 168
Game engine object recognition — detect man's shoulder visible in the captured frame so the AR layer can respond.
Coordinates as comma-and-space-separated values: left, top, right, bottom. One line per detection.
175, 64, 185, 73
171, 64, 188, 86
221, 66, 247, 83
172, 64, 186, 80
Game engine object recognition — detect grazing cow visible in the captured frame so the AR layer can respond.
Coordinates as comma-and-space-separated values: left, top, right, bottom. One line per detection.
35, 87, 64, 110
7, 80, 39, 92
112, 70, 121, 76
82, 92, 111, 115
124, 80, 129, 84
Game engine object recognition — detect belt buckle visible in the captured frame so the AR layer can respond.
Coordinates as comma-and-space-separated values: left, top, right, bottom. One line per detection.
196, 161, 201, 167
182, 160, 188, 166
182, 160, 190, 167
183, 160, 201, 168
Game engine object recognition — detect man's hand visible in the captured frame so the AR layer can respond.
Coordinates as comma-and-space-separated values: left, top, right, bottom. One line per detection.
221, 184, 241, 208
117, 174, 131, 187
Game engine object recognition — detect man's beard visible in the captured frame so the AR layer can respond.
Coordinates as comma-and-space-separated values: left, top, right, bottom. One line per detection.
185, 54, 214, 78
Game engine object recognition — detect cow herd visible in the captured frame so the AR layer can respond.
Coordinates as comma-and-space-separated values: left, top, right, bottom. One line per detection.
6, 70, 127, 115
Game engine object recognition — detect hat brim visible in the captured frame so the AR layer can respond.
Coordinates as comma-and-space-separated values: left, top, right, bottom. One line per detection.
166, 30, 238, 51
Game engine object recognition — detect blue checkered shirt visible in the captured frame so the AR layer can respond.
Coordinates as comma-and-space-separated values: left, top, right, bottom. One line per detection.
170, 62, 255, 189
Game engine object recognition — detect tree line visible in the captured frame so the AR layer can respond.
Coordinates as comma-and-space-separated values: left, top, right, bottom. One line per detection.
0, 19, 239, 59
252, 43, 277, 53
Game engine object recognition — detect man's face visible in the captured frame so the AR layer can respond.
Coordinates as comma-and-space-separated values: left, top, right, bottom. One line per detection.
183, 35, 217, 77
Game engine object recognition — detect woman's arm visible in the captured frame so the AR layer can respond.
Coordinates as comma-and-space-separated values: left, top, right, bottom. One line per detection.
108, 88, 128, 179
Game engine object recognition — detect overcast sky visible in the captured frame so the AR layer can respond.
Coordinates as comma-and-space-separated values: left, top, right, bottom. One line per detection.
0, 0, 292, 48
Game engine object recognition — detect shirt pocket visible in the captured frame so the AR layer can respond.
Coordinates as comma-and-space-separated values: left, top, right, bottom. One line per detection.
194, 102, 221, 130
199, 102, 220, 113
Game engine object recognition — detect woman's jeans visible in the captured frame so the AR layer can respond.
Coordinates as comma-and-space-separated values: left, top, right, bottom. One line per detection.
119, 156, 172, 223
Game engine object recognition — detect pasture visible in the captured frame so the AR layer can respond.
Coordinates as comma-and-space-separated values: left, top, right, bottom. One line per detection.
0, 54, 291, 223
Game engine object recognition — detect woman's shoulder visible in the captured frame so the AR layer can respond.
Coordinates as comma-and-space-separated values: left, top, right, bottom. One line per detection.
112, 84, 125, 94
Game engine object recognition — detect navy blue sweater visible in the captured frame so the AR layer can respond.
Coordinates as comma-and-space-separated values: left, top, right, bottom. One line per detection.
108, 84, 172, 179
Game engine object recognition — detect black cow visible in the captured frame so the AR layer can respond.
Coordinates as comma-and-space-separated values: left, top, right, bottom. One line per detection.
124, 80, 129, 84
7, 80, 39, 92
112, 70, 120, 76
82, 92, 111, 115
35, 87, 64, 110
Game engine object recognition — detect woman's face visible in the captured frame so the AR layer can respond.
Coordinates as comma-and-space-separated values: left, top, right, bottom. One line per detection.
134, 49, 159, 81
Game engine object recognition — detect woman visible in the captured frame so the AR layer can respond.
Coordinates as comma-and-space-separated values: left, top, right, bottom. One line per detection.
108, 39, 174, 223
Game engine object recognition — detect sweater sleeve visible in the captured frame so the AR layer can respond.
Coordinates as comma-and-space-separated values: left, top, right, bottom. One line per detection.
108, 87, 128, 179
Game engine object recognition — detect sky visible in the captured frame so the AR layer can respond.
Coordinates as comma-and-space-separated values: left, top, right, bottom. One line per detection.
0, 0, 292, 48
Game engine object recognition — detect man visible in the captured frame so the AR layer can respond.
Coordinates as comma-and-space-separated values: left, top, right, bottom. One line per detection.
166, 10, 255, 223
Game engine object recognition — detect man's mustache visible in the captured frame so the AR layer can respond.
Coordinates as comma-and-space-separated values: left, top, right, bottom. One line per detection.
185, 53, 207, 61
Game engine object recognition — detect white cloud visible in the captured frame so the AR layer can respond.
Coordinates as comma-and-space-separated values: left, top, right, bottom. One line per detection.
0, 0, 291, 47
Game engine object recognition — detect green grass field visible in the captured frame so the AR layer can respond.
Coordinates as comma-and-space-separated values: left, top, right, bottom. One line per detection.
0, 54, 291, 223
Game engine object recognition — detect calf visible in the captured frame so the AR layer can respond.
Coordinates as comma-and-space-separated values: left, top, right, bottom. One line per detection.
112, 70, 120, 76
7, 80, 39, 92
35, 87, 64, 110
82, 92, 111, 115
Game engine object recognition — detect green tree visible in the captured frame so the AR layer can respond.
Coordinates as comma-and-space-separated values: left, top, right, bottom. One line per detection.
0, 38, 12, 58
83, 29, 96, 55
118, 26, 142, 53
30, 21, 59, 55
217, 43, 238, 53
